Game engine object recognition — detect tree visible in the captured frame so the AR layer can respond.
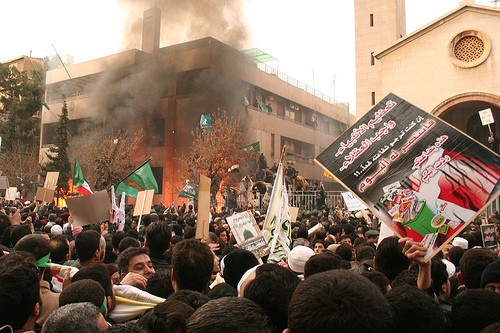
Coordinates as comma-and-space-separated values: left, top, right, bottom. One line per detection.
0, 62, 43, 152
0, 62, 44, 198
181, 111, 256, 199
71, 129, 145, 191
42, 97, 71, 193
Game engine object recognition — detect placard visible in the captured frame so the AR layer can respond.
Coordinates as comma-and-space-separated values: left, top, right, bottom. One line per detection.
195, 175, 211, 240
0, 176, 9, 190
341, 191, 368, 211
66, 190, 111, 226
35, 187, 55, 203
479, 108, 494, 126
44, 172, 59, 190
133, 190, 154, 216
316, 93, 500, 261
480, 224, 497, 249
5, 187, 17, 201
289, 206, 299, 222
226, 210, 269, 259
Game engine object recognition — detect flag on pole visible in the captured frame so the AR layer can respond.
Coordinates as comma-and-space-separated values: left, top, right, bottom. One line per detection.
262, 162, 292, 263
178, 180, 198, 198
73, 159, 93, 196
116, 160, 158, 199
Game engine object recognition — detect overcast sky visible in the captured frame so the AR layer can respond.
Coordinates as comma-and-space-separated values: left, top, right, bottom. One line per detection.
0, 0, 495, 114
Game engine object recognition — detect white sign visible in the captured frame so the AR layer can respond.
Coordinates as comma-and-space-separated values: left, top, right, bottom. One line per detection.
479, 108, 494, 126
5, 187, 17, 201
341, 191, 367, 211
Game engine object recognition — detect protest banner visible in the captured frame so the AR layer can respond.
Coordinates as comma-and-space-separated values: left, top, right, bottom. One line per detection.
316, 93, 500, 261
66, 190, 111, 226
226, 210, 270, 259
133, 189, 155, 231
35, 187, 55, 203
5, 187, 17, 201
195, 175, 211, 240
341, 191, 368, 211
44, 172, 59, 190
480, 224, 497, 249
0, 176, 8, 197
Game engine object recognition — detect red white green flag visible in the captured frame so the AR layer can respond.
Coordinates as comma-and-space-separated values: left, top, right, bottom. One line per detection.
73, 159, 93, 196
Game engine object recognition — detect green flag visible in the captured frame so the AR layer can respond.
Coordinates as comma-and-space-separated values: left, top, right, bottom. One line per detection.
241, 141, 260, 153
116, 161, 158, 198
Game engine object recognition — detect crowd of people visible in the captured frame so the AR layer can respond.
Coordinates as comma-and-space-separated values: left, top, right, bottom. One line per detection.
0, 197, 500, 333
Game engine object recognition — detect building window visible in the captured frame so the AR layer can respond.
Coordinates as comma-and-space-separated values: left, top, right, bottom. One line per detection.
42, 123, 57, 146
371, 92, 376, 106
371, 52, 375, 66
370, 14, 374, 27
449, 30, 491, 68
148, 118, 165, 146
151, 167, 163, 194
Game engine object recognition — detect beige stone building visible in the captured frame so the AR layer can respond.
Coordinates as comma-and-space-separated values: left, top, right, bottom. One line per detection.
355, 1, 500, 151
42, 8, 353, 204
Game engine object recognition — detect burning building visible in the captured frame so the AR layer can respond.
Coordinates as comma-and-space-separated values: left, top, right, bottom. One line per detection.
41, 7, 353, 204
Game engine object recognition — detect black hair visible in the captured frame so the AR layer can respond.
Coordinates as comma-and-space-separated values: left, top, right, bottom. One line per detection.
145, 222, 172, 256
288, 270, 391, 333
452, 289, 500, 333
374, 236, 410, 281
245, 264, 300, 332
75, 230, 102, 262
172, 239, 214, 292
386, 284, 446, 333
304, 252, 342, 278
186, 297, 273, 333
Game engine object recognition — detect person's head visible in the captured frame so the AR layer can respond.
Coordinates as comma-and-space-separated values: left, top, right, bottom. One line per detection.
75, 230, 106, 264
459, 248, 497, 289
59, 279, 107, 316
431, 257, 451, 299
166, 290, 211, 310
244, 264, 301, 332
72, 264, 115, 312
363, 270, 391, 295
286, 270, 391, 333
14, 233, 51, 263
118, 237, 141, 254
49, 234, 70, 264
141, 300, 194, 333
172, 239, 214, 292
312, 240, 326, 254
355, 244, 375, 263
448, 246, 465, 268
0, 262, 41, 332
451, 289, 500, 333
145, 222, 172, 257
338, 234, 352, 246
117, 247, 155, 278
186, 297, 273, 333
10, 224, 32, 247
106, 322, 144, 333
364, 229, 379, 244
222, 248, 259, 289
41, 302, 109, 333
214, 227, 228, 245
374, 236, 410, 281
303, 252, 342, 278
386, 284, 446, 333
111, 231, 126, 252
287, 245, 315, 274
480, 259, 500, 294
335, 243, 353, 261
147, 269, 175, 299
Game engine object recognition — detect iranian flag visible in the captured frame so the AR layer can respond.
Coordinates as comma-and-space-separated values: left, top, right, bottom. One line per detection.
73, 159, 93, 196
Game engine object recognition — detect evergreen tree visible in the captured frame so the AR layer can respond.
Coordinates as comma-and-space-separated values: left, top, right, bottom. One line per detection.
0, 62, 43, 152
42, 97, 71, 193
